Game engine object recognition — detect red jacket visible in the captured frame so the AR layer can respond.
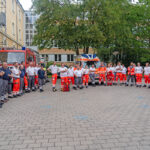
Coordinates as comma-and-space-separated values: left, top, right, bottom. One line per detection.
128, 67, 135, 75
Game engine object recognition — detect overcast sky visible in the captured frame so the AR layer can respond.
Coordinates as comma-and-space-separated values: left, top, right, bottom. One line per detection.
19, 0, 32, 10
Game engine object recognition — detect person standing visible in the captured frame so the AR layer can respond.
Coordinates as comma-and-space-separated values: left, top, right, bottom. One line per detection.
113, 64, 117, 84
0, 68, 5, 108
89, 64, 96, 86
20, 65, 25, 95
48, 62, 59, 92
59, 63, 68, 91
106, 63, 114, 86
38, 64, 46, 92
126, 62, 135, 86
21, 61, 28, 92
99, 62, 107, 86
143, 63, 150, 87
115, 62, 123, 85
34, 64, 40, 89
26, 62, 35, 92
74, 65, 83, 89
11, 62, 21, 97
1, 62, 12, 102
135, 63, 143, 87
122, 64, 127, 84
68, 65, 75, 88
83, 65, 89, 88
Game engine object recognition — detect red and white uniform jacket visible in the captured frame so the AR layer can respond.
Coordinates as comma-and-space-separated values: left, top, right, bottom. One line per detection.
68, 68, 74, 77
49, 65, 58, 74
116, 65, 123, 73
135, 66, 143, 74
83, 69, 90, 75
122, 67, 127, 75
74, 70, 83, 77
144, 67, 150, 75
59, 67, 68, 77
89, 67, 96, 74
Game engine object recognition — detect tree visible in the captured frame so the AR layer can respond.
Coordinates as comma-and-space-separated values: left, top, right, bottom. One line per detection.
32, 0, 150, 64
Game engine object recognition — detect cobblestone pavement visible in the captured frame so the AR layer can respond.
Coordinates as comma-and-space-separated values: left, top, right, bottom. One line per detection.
0, 82, 150, 150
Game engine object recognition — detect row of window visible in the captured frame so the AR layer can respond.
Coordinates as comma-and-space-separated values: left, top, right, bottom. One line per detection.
41, 54, 74, 62
12, 0, 22, 21
25, 15, 37, 25
11, 23, 22, 41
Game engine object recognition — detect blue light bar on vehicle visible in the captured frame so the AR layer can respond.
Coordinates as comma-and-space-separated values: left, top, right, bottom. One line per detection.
22, 47, 26, 50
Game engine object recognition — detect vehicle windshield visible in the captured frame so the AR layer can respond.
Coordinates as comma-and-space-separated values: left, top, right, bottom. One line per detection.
83, 61, 100, 68
0, 52, 25, 64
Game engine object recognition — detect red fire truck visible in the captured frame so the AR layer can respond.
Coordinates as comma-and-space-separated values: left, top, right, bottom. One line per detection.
0, 47, 40, 68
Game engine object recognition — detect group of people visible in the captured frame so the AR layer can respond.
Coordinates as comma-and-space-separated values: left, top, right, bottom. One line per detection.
48, 62, 150, 91
0, 61, 150, 108
0, 61, 46, 108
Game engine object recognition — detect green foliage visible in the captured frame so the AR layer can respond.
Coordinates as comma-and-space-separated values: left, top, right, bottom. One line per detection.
32, 0, 150, 65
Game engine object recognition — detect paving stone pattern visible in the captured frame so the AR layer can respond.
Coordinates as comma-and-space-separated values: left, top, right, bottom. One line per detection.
0, 82, 150, 150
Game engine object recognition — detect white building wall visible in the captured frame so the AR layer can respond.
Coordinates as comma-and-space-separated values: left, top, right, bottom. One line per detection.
48, 54, 54, 62
61, 55, 67, 62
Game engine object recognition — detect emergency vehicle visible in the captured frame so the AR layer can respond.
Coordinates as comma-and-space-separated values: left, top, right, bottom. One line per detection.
0, 47, 40, 68
75, 54, 101, 83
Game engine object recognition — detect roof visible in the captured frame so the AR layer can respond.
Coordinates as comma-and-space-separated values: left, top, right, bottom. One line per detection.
17, 0, 25, 12
38, 48, 95, 55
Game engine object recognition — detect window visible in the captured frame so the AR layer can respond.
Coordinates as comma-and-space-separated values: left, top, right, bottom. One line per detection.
71, 54, 74, 61
12, 0, 15, 13
19, 9, 21, 21
55, 54, 61, 62
67, 55, 71, 62
67, 54, 74, 62
12, 23, 15, 36
46, 55, 48, 61
0, 52, 25, 64
19, 29, 21, 41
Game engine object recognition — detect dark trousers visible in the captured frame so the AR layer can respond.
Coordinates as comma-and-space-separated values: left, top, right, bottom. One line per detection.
20, 77, 24, 93
127, 75, 135, 85
2, 80, 8, 99
38, 78, 44, 90
8, 82, 12, 95
28, 76, 35, 90
75, 77, 82, 88
0, 79, 3, 99
90, 74, 95, 84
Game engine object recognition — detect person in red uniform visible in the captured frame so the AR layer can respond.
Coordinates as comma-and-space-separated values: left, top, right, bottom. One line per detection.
83, 65, 90, 88
68, 65, 75, 87
11, 62, 21, 97
106, 63, 113, 86
59, 63, 68, 91
143, 63, 150, 87
47, 62, 59, 92
126, 62, 135, 86
115, 62, 123, 85
99, 62, 107, 86
135, 63, 143, 87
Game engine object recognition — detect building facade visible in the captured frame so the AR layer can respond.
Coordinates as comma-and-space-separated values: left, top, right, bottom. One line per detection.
39, 48, 95, 65
24, 10, 38, 51
0, 0, 24, 49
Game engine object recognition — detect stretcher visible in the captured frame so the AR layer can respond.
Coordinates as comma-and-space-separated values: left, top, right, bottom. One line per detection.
107, 72, 113, 86
62, 83, 70, 92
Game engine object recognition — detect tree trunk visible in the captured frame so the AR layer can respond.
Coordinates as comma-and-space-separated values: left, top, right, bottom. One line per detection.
76, 48, 79, 55
83, 46, 86, 54
85, 47, 89, 54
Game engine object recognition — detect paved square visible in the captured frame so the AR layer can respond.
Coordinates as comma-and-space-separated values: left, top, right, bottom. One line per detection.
0, 82, 150, 150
